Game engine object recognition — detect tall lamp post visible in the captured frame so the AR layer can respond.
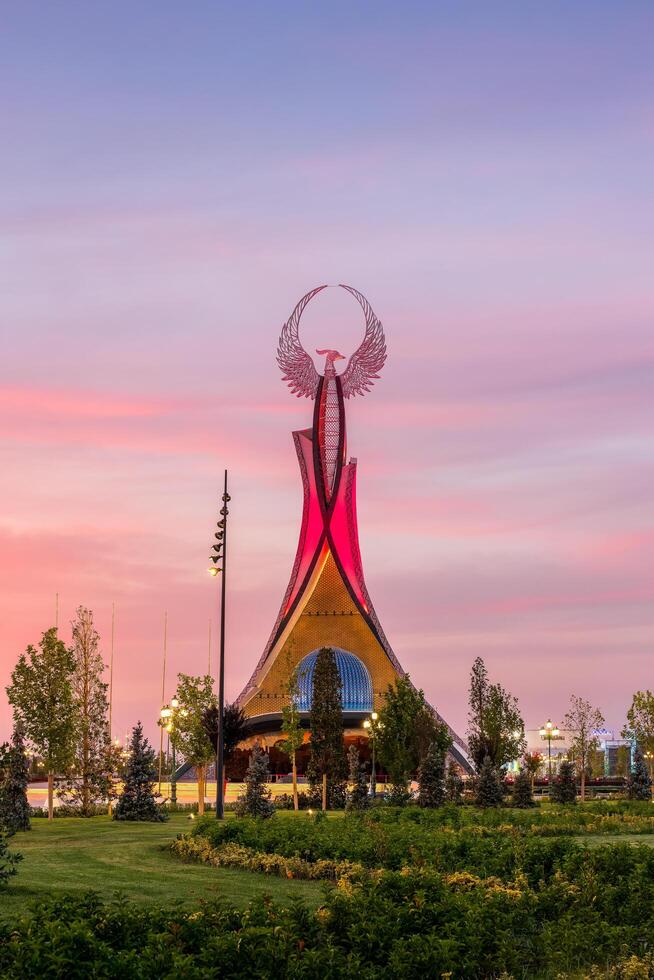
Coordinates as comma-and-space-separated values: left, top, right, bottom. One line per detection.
539, 720, 561, 791
209, 470, 230, 819
363, 711, 383, 798
160, 696, 183, 805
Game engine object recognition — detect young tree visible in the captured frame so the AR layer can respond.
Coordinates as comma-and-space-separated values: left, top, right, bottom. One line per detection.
445, 763, 464, 804
511, 768, 534, 808
279, 665, 304, 812
467, 657, 525, 773
377, 676, 452, 794
563, 695, 605, 801
417, 742, 446, 808
346, 745, 370, 811
59, 608, 112, 815
308, 648, 346, 811
475, 755, 504, 807
169, 674, 216, 815
623, 691, 654, 757
0, 725, 31, 832
522, 752, 543, 792
114, 722, 166, 822
235, 744, 274, 819
6, 628, 77, 820
627, 751, 652, 801
550, 759, 577, 804
203, 701, 246, 780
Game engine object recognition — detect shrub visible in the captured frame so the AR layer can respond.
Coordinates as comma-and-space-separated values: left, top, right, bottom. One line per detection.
551, 760, 577, 804
113, 723, 167, 822
235, 744, 274, 819
0, 831, 21, 888
417, 743, 445, 808
346, 745, 370, 811
511, 768, 534, 808
0, 726, 31, 832
475, 756, 504, 807
627, 752, 652, 801
445, 763, 464, 804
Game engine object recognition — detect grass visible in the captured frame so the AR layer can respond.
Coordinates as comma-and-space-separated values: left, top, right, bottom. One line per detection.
1, 813, 324, 920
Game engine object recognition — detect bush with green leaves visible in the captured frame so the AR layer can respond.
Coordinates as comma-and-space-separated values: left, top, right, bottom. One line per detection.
0, 725, 31, 832
551, 760, 577, 804
475, 756, 504, 807
346, 745, 370, 811
417, 742, 446, 808
235, 744, 274, 819
113, 723, 167, 822
627, 751, 652, 801
511, 768, 534, 808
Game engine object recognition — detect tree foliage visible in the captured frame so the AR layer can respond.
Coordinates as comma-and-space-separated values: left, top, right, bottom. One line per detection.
627, 751, 652, 801
467, 658, 525, 773
59, 608, 113, 815
522, 752, 542, 790
623, 691, 654, 756
445, 763, 464, 804
563, 695, 605, 800
114, 723, 166, 822
417, 743, 446, 808
346, 745, 370, 811
511, 768, 534, 808
6, 628, 77, 819
475, 755, 504, 807
308, 648, 346, 810
0, 725, 31, 832
236, 744, 274, 819
203, 701, 246, 779
377, 676, 451, 791
170, 674, 216, 815
550, 759, 577, 804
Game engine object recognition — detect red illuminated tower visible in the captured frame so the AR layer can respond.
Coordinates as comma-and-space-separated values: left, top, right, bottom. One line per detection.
237, 285, 470, 771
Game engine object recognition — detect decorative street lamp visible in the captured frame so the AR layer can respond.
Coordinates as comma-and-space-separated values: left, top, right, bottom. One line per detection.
209, 470, 230, 819
363, 711, 383, 798
539, 720, 561, 791
159, 696, 185, 806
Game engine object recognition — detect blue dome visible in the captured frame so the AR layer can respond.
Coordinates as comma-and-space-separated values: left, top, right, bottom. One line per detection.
296, 648, 373, 712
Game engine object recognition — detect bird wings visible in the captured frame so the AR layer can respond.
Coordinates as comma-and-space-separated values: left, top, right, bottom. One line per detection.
276, 285, 326, 399
277, 283, 386, 400
338, 284, 387, 399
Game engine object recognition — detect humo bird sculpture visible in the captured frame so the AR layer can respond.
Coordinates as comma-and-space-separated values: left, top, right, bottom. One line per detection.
276, 284, 387, 400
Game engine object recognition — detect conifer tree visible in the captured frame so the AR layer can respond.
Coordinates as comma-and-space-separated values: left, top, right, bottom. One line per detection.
475, 755, 504, 807
550, 759, 577, 804
235, 744, 274, 819
346, 745, 370, 811
627, 751, 652, 801
511, 768, 534, 808
0, 725, 31, 832
59, 608, 113, 815
7, 628, 77, 820
418, 742, 446, 808
114, 723, 166, 822
308, 648, 346, 811
445, 763, 464, 804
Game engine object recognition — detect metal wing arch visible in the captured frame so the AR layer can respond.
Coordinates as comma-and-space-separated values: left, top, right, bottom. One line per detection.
276, 285, 327, 399
338, 284, 387, 398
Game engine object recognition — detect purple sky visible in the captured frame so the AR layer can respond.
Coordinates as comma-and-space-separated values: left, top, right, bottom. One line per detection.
1, 2, 653, 744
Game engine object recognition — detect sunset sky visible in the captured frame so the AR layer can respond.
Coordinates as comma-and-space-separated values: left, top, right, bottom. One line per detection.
2, 2, 653, 745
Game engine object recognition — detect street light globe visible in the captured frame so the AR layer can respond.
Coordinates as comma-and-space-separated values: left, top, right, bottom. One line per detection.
363, 719, 370, 729
371, 712, 378, 721
546, 721, 553, 730
171, 697, 179, 709
160, 707, 172, 719
539, 728, 546, 737
553, 728, 560, 737
208, 567, 220, 577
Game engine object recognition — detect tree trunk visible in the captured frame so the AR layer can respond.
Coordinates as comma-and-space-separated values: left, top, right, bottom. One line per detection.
580, 767, 585, 801
322, 772, 327, 812
198, 765, 205, 815
292, 755, 298, 812
47, 771, 54, 820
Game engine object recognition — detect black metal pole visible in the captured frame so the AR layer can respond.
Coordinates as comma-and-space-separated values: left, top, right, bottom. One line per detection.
171, 740, 177, 805
370, 728, 376, 799
215, 469, 228, 819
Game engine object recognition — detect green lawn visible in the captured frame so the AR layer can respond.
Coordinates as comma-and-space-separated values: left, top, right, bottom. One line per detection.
1, 814, 324, 920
